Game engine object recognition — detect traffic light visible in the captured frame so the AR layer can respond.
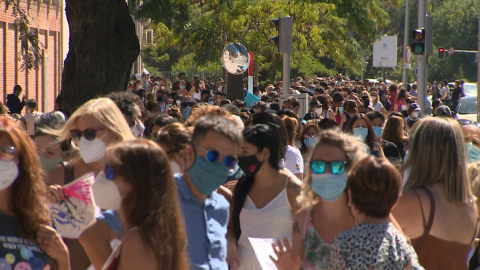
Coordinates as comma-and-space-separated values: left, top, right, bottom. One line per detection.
438, 47, 445, 59
411, 28, 425, 55
270, 16, 293, 54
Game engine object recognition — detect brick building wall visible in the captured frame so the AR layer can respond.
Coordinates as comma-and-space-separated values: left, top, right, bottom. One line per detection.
0, 0, 63, 113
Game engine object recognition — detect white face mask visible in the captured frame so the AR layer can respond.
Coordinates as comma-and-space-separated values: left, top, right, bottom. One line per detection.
80, 136, 106, 164
401, 104, 408, 111
315, 108, 322, 115
160, 85, 166, 90
92, 171, 122, 210
412, 111, 420, 118
170, 161, 181, 175
130, 121, 145, 138
218, 85, 223, 91
0, 160, 18, 191
372, 96, 377, 101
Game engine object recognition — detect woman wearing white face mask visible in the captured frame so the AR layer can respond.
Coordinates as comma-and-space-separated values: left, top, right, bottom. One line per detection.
49, 97, 135, 270
94, 139, 189, 269
0, 117, 70, 270
369, 90, 387, 115
154, 123, 192, 175
345, 113, 385, 159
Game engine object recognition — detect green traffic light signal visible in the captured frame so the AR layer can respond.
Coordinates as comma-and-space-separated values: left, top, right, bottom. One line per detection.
411, 42, 425, 54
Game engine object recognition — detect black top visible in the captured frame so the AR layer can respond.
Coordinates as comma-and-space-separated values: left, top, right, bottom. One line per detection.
451, 87, 464, 102
381, 139, 402, 163
6, 94, 25, 114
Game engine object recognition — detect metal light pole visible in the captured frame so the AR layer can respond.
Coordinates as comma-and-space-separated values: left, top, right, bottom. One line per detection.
402, 0, 409, 87
417, 0, 427, 113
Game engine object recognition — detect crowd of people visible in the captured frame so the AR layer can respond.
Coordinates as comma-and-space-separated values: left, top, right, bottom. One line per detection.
0, 72, 479, 270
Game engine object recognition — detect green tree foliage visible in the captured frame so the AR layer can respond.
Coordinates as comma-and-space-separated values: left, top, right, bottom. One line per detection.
140, 0, 397, 82
4, 0, 42, 70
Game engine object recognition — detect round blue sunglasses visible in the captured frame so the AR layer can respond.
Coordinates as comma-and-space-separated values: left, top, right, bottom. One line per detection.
194, 145, 237, 169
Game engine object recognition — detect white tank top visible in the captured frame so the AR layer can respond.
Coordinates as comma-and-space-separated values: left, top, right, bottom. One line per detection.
192, 91, 202, 100
237, 178, 293, 270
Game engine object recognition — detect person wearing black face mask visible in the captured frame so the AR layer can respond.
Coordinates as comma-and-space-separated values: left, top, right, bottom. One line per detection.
358, 91, 373, 113
226, 124, 302, 270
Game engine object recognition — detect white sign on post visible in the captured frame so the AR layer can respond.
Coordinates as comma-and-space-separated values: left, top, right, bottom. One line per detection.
373, 36, 398, 68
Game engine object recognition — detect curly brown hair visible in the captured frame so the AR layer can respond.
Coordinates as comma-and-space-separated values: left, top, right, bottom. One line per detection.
0, 116, 50, 240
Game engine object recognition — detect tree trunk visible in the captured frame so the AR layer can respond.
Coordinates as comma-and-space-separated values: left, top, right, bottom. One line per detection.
60, 0, 140, 114
226, 73, 245, 101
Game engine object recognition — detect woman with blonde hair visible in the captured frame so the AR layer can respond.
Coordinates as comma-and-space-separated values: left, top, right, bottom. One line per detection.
272, 129, 368, 269
281, 115, 304, 180
48, 97, 135, 270
0, 116, 70, 270
392, 117, 478, 270
97, 139, 189, 269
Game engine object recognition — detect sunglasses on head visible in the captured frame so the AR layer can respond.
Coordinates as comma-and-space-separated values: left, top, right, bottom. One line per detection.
0, 145, 16, 161
310, 160, 347, 175
194, 145, 237, 168
70, 127, 105, 141
104, 164, 115, 180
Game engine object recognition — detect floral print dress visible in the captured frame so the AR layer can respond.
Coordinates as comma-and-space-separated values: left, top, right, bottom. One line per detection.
302, 211, 333, 270
328, 223, 424, 269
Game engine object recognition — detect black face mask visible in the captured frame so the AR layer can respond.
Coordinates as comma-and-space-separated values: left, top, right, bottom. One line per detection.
237, 152, 264, 176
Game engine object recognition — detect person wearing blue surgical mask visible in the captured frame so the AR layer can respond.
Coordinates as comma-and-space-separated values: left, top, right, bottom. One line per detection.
270, 129, 369, 269
345, 113, 385, 159
366, 111, 402, 164
299, 123, 321, 157
175, 115, 242, 269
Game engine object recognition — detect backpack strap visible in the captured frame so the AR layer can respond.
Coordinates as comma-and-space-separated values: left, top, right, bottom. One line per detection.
414, 187, 435, 251
60, 161, 75, 185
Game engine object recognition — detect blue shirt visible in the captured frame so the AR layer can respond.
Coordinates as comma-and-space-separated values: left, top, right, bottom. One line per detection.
175, 175, 229, 270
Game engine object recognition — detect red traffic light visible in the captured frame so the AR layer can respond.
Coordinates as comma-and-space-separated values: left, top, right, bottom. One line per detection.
439, 48, 444, 53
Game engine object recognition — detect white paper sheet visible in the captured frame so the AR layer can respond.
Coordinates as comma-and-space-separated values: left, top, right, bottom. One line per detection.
248, 237, 278, 270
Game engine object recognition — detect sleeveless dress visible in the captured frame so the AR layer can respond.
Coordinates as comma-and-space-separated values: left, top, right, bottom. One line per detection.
410, 187, 478, 270
237, 179, 292, 270
301, 207, 333, 270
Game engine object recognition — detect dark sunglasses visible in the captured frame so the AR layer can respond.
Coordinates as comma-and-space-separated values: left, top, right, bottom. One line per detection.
194, 145, 237, 168
303, 133, 317, 139
104, 164, 115, 180
0, 145, 16, 161
310, 160, 347, 175
70, 127, 105, 141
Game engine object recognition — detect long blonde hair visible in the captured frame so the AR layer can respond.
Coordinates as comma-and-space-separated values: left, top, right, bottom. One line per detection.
56, 97, 135, 143
403, 117, 472, 203
297, 128, 369, 207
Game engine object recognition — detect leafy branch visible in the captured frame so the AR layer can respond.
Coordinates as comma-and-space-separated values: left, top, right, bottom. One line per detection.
5, 0, 43, 70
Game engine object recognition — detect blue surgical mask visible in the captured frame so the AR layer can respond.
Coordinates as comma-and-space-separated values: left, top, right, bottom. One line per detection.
304, 137, 316, 149
182, 106, 192, 119
466, 142, 480, 163
339, 107, 344, 113
284, 108, 293, 112
311, 173, 347, 202
188, 156, 230, 195
208, 101, 214, 105
353, 127, 368, 140
180, 85, 186, 90
372, 126, 383, 138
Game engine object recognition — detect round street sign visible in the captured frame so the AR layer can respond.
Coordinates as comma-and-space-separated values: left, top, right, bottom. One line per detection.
405, 46, 411, 63
448, 47, 455, 55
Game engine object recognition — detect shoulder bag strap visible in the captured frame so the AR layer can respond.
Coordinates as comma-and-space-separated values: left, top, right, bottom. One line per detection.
61, 161, 75, 185
414, 187, 436, 251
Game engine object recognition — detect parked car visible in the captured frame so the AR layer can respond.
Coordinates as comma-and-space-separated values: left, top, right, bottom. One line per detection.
456, 95, 478, 123
464, 83, 477, 97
